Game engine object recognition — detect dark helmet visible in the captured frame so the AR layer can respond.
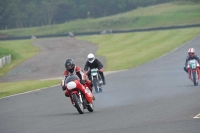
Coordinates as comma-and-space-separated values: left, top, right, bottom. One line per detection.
65, 59, 75, 73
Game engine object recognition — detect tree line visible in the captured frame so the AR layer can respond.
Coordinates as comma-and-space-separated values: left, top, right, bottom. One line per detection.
0, 0, 199, 30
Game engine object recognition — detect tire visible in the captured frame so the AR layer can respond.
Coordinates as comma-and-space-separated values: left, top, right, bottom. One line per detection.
99, 88, 103, 92
87, 103, 94, 112
72, 94, 84, 114
192, 71, 198, 86
93, 78, 99, 93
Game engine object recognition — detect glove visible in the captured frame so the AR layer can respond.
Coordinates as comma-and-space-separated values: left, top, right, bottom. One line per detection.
80, 80, 86, 85
99, 69, 103, 72
85, 71, 89, 75
62, 86, 66, 91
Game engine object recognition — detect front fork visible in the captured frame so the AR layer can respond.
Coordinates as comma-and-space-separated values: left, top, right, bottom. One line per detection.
69, 91, 83, 106
188, 69, 192, 80
78, 91, 83, 103
188, 68, 200, 81
92, 75, 102, 85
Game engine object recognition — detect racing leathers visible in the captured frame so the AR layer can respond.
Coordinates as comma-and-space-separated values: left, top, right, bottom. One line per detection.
184, 55, 200, 73
62, 66, 93, 98
84, 59, 106, 85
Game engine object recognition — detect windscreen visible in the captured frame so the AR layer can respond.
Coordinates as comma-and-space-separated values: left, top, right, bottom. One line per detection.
65, 74, 80, 83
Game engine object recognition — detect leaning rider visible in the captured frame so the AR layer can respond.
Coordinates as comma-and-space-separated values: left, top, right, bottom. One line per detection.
61, 58, 93, 98
84, 53, 106, 85
184, 48, 200, 73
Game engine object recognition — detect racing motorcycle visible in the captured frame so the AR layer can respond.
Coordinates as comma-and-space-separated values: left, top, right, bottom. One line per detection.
90, 68, 103, 93
64, 74, 94, 114
187, 59, 200, 86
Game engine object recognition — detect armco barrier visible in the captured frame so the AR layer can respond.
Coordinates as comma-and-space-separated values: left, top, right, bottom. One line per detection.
0, 55, 11, 69
0, 24, 200, 41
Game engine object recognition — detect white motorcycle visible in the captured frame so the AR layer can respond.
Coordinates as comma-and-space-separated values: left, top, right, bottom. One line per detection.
90, 68, 103, 93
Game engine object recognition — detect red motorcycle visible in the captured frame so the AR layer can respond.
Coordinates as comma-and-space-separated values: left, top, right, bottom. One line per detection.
64, 74, 94, 114
187, 59, 200, 86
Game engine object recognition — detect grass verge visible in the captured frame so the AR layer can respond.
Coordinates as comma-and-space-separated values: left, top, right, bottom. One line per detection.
1, 27, 200, 98
0, 40, 62, 98
0, 3, 200, 36
0, 79, 60, 98
0, 40, 40, 77
79, 27, 200, 71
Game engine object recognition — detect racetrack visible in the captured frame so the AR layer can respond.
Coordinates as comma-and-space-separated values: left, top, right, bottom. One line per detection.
0, 37, 105, 82
1, 35, 200, 133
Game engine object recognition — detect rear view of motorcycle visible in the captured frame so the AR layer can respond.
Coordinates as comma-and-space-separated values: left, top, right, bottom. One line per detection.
187, 59, 200, 86
91, 68, 103, 93
65, 74, 94, 114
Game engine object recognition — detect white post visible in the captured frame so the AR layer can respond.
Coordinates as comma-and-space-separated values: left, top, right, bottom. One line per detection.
0, 55, 12, 69
2, 57, 6, 66
8, 55, 11, 64
6, 55, 11, 64
0, 58, 2, 68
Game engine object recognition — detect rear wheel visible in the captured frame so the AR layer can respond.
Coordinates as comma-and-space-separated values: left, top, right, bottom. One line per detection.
192, 71, 198, 86
72, 94, 84, 114
99, 88, 103, 92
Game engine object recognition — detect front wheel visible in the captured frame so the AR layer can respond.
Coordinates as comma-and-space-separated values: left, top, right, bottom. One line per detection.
87, 103, 94, 112
93, 78, 99, 93
72, 94, 84, 114
192, 71, 198, 86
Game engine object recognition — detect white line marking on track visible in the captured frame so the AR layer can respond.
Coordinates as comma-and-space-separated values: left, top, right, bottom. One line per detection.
193, 114, 200, 119
150, 34, 200, 62
0, 71, 123, 100
0, 84, 59, 100
1, 34, 200, 100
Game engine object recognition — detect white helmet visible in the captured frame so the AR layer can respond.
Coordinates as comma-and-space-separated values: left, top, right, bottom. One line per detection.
87, 53, 95, 63
188, 48, 195, 58
188, 48, 195, 53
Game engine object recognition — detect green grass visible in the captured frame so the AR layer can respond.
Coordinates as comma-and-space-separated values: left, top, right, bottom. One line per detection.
1, 27, 200, 98
0, 2, 200, 98
0, 39, 61, 99
0, 79, 60, 98
79, 27, 200, 71
0, 40, 60, 98
0, 40, 40, 77
0, 3, 200, 36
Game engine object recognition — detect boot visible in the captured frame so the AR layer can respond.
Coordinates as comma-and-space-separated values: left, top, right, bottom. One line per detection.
103, 79, 106, 85
184, 67, 188, 73
65, 93, 69, 97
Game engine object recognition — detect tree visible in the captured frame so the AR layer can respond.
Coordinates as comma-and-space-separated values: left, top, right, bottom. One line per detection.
0, 0, 174, 30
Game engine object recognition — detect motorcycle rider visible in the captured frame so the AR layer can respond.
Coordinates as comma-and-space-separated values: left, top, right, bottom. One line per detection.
184, 48, 200, 73
84, 53, 106, 85
61, 58, 93, 99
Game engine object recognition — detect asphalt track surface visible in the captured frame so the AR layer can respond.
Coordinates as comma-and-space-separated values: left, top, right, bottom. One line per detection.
0, 37, 105, 82
1, 35, 200, 133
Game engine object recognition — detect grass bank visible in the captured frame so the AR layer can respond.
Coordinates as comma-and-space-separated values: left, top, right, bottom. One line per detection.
1, 28, 200, 98
79, 28, 200, 71
0, 40, 40, 77
0, 40, 57, 98
0, 3, 200, 36
0, 79, 60, 98
0, 40, 62, 98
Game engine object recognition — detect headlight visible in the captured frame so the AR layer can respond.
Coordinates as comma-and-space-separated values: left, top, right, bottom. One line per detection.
67, 81, 76, 90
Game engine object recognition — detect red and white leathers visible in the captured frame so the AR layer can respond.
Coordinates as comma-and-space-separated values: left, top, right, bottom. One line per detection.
62, 66, 93, 104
